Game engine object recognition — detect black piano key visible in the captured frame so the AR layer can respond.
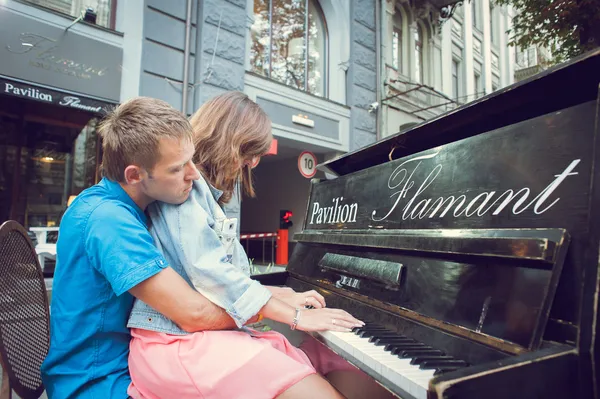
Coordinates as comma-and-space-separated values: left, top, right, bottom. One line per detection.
386, 343, 427, 353
358, 330, 393, 338
361, 324, 388, 329
367, 333, 404, 343
410, 356, 454, 365
355, 327, 390, 335
366, 331, 400, 336
389, 344, 429, 355
357, 330, 376, 338
398, 349, 444, 358
434, 367, 461, 376
419, 360, 468, 369
373, 337, 415, 346
363, 320, 385, 328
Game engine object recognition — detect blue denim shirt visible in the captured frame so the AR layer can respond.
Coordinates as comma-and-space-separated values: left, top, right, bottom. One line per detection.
127, 176, 272, 334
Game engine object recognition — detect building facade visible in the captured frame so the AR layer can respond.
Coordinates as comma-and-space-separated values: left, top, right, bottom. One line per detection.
381, 0, 516, 136
0, 0, 122, 229
0, 0, 517, 264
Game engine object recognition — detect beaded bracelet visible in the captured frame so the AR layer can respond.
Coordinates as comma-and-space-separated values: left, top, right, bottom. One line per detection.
290, 308, 301, 330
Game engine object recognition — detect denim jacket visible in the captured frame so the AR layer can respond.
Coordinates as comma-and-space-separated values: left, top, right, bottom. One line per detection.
127, 176, 272, 335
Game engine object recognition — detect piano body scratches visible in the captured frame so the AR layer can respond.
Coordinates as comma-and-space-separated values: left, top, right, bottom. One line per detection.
372, 152, 581, 222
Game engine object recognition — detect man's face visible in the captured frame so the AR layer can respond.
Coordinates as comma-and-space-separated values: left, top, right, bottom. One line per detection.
141, 137, 200, 205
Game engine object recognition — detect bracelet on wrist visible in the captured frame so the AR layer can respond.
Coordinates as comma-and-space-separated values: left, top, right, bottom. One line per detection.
290, 308, 301, 330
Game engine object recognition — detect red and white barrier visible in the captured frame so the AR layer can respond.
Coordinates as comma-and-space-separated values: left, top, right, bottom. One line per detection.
239, 232, 277, 240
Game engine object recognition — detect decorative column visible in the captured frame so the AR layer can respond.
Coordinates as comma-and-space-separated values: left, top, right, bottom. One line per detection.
431, 35, 442, 93
463, 0, 475, 99
481, 0, 493, 93
440, 17, 453, 97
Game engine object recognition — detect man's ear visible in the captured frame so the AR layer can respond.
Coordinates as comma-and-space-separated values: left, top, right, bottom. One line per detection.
123, 165, 144, 185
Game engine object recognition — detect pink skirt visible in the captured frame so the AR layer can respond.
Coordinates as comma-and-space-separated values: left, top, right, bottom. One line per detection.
127, 328, 316, 399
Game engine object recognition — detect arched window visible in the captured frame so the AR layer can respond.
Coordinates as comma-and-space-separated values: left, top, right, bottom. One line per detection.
250, 0, 328, 97
414, 24, 424, 83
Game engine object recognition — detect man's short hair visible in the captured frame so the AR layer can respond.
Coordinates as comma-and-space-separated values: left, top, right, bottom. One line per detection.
98, 97, 193, 182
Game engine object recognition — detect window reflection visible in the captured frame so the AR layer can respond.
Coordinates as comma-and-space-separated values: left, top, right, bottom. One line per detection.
271, 0, 307, 91
415, 24, 424, 83
23, 0, 113, 29
307, 0, 326, 96
250, 0, 271, 78
250, 0, 327, 97
0, 117, 100, 229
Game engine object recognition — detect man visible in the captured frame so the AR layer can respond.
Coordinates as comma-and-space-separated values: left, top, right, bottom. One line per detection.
41, 97, 239, 398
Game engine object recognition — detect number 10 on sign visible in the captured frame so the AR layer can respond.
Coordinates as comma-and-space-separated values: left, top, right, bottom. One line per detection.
298, 151, 317, 178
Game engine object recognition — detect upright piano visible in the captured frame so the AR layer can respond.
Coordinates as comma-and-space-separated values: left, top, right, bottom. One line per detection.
254, 49, 600, 398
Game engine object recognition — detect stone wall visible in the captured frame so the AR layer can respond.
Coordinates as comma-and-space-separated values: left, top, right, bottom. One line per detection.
193, 0, 247, 108
349, 0, 378, 150
193, 0, 247, 228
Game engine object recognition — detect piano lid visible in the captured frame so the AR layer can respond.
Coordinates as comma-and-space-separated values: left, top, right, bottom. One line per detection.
319, 48, 600, 177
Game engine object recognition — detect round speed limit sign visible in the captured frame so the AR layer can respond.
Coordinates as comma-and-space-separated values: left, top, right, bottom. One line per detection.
298, 151, 317, 178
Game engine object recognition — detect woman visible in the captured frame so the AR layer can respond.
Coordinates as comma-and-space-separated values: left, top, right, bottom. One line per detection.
126, 92, 364, 399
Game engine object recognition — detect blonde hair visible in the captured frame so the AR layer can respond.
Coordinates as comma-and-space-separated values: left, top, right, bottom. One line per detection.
98, 97, 193, 182
190, 92, 272, 204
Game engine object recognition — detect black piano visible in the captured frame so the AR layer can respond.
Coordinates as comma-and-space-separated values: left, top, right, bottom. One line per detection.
253, 48, 600, 399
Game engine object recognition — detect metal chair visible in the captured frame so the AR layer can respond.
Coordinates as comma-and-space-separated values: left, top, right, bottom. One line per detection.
0, 221, 50, 399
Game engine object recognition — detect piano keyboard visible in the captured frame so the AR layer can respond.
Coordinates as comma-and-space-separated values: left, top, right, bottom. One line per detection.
315, 323, 469, 399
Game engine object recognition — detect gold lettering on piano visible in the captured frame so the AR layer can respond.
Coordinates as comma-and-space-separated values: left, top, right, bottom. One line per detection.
372, 152, 581, 222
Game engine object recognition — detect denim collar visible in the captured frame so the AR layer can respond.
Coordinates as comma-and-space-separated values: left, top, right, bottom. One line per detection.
207, 183, 223, 203
100, 178, 147, 222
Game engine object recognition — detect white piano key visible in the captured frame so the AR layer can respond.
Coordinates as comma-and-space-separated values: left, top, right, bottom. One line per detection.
315, 329, 437, 399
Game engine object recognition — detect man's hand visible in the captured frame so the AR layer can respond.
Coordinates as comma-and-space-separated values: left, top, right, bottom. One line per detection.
129, 267, 237, 332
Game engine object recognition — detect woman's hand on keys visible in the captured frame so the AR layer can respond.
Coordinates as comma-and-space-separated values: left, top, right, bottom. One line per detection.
296, 308, 364, 332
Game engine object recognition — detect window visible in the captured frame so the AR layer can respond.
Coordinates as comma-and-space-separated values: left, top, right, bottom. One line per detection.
0, 113, 101, 229
454, 3, 464, 19
490, 6, 498, 45
23, 0, 114, 29
392, 27, 402, 70
392, 11, 404, 72
474, 72, 482, 98
516, 46, 538, 69
250, 0, 328, 97
452, 60, 460, 100
472, 0, 481, 30
415, 24, 424, 83
527, 47, 537, 66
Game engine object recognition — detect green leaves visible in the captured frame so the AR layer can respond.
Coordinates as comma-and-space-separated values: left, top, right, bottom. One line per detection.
495, 0, 600, 63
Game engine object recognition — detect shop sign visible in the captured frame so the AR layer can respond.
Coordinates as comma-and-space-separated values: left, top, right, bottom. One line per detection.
1, 77, 112, 114
0, 9, 122, 101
